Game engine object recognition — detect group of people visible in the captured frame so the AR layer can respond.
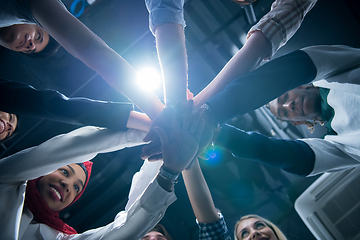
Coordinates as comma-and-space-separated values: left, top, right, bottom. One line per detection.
1, 0, 359, 239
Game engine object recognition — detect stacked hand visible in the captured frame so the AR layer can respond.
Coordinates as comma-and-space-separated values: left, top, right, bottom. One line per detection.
141, 106, 175, 160
148, 100, 205, 173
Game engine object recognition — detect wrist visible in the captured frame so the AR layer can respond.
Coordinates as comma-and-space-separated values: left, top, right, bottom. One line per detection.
159, 165, 180, 181
156, 165, 180, 192
156, 174, 174, 192
201, 103, 220, 128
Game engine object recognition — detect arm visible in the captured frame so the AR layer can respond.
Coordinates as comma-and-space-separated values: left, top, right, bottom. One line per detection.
206, 50, 317, 124
248, 0, 317, 59
72, 101, 203, 240
193, 0, 317, 107
155, 23, 188, 105
215, 124, 315, 176
126, 111, 152, 132
29, 0, 163, 119
146, 0, 188, 105
193, 31, 271, 107
182, 159, 231, 239
0, 127, 147, 183
182, 159, 219, 223
0, 78, 134, 130
141, 0, 188, 155
68, 176, 177, 240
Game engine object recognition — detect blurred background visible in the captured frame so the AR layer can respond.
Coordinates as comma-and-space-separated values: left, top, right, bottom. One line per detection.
1, 0, 360, 239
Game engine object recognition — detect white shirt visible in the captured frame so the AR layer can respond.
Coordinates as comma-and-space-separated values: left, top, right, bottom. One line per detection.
300, 45, 360, 176
0, 126, 176, 240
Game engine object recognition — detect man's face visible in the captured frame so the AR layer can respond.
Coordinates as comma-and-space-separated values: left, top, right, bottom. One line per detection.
0, 24, 49, 53
0, 111, 17, 141
142, 231, 167, 240
37, 164, 86, 211
268, 85, 321, 123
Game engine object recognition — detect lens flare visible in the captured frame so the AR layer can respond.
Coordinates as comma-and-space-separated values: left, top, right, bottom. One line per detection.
136, 68, 161, 91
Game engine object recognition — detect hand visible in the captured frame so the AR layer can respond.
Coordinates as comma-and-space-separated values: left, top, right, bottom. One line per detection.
183, 109, 217, 170
193, 108, 217, 159
141, 106, 175, 160
154, 100, 205, 173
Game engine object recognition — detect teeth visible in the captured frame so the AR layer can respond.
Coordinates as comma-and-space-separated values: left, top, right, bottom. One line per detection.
51, 187, 62, 200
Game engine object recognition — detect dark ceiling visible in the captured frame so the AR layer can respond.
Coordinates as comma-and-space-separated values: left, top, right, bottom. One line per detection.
1, 0, 360, 239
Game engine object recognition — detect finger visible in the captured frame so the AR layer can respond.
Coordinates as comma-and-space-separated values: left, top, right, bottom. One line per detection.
194, 118, 205, 142
189, 109, 202, 135
141, 143, 162, 159
140, 147, 161, 160
148, 153, 163, 161
143, 128, 156, 142
182, 100, 194, 130
142, 140, 160, 152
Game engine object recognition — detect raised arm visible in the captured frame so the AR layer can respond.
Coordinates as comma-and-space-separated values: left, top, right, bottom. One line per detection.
141, 0, 189, 154
146, 0, 188, 106
193, 0, 317, 107
0, 78, 132, 130
193, 30, 271, 107
205, 50, 317, 124
182, 159, 231, 239
182, 159, 219, 223
0, 127, 147, 183
29, 0, 163, 119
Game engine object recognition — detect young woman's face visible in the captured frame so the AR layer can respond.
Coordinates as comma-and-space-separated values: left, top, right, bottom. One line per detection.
0, 111, 17, 141
37, 164, 86, 211
236, 218, 278, 240
142, 231, 167, 240
0, 24, 49, 53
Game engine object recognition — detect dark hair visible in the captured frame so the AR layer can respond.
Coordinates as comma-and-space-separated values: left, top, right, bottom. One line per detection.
149, 224, 173, 240
76, 162, 88, 184
21, 35, 61, 58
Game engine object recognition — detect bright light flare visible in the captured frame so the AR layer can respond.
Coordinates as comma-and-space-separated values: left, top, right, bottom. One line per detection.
136, 68, 161, 91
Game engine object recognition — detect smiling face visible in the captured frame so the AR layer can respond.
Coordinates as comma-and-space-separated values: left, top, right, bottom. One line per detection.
0, 24, 49, 53
37, 164, 86, 211
142, 231, 167, 240
268, 85, 322, 124
0, 111, 17, 141
236, 218, 278, 240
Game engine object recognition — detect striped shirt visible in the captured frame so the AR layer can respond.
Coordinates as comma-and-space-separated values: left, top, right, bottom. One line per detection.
248, 0, 318, 60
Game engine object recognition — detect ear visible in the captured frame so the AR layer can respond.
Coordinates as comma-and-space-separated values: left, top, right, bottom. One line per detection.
291, 121, 307, 126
